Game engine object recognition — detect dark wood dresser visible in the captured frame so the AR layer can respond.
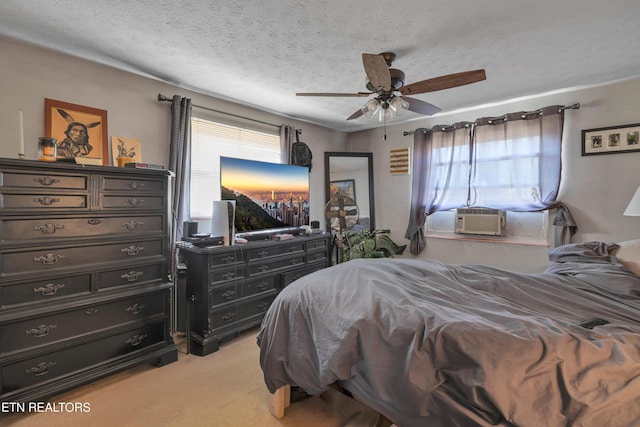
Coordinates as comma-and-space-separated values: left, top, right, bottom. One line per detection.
180, 233, 330, 355
0, 158, 178, 403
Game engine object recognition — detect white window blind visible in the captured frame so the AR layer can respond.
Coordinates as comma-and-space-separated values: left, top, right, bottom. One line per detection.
190, 117, 281, 219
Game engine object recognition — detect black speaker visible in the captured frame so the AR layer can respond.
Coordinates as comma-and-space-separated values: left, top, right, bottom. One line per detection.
183, 221, 198, 237
310, 220, 320, 229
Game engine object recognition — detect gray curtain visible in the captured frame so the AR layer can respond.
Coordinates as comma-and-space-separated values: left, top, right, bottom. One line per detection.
280, 124, 295, 164
404, 129, 431, 255
168, 95, 192, 247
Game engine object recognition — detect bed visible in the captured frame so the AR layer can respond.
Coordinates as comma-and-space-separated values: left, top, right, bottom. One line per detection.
257, 241, 640, 426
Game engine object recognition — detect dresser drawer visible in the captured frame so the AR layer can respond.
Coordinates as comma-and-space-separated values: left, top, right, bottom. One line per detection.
0, 171, 88, 191
209, 264, 245, 285
1, 215, 165, 243
97, 262, 166, 289
281, 262, 326, 287
247, 254, 305, 277
2, 239, 165, 275
1, 274, 92, 308
306, 237, 328, 251
245, 242, 304, 261
241, 275, 277, 298
236, 293, 275, 320
101, 194, 165, 211
207, 250, 241, 267
307, 250, 328, 263
0, 193, 89, 211
209, 282, 238, 307
1, 292, 166, 354
100, 176, 165, 193
1, 321, 166, 394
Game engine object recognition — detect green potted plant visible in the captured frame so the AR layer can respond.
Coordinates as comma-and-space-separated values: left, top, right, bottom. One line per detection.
340, 229, 406, 262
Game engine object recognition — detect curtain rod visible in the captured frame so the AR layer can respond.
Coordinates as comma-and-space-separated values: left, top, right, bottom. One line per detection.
157, 93, 281, 129
403, 103, 581, 136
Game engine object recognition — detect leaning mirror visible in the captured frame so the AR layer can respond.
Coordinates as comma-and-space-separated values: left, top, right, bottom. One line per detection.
324, 152, 375, 231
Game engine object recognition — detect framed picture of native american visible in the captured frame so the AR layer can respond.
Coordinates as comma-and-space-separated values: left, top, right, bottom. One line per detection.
45, 98, 109, 165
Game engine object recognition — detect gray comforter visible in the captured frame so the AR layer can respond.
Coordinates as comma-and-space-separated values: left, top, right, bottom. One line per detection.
257, 245, 640, 426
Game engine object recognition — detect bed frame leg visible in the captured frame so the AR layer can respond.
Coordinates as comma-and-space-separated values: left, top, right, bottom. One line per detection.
269, 385, 291, 419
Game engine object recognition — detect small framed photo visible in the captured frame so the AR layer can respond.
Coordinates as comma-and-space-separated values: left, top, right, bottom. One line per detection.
582, 123, 640, 156
330, 179, 356, 202
45, 98, 109, 164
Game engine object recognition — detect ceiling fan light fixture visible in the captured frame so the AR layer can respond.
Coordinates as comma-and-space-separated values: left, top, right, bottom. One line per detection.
361, 98, 382, 118
378, 103, 394, 123
389, 96, 410, 116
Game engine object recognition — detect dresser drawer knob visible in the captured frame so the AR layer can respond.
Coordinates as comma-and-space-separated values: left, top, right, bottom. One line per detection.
33, 253, 66, 265
126, 303, 146, 315
33, 223, 65, 234
121, 245, 144, 256
222, 290, 236, 300
34, 283, 65, 296
121, 271, 144, 282
222, 255, 235, 263
257, 282, 268, 290
26, 324, 58, 338
87, 218, 103, 225
257, 302, 269, 311
289, 245, 301, 252
258, 250, 269, 258
222, 272, 235, 280
126, 334, 148, 347
26, 361, 57, 377
126, 181, 145, 190
258, 265, 269, 272
85, 308, 100, 315
33, 196, 60, 206
121, 220, 144, 229
33, 177, 60, 186
222, 313, 235, 322
125, 198, 145, 207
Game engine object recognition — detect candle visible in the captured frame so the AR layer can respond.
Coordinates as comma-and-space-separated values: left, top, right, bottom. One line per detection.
18, 110, 25, 157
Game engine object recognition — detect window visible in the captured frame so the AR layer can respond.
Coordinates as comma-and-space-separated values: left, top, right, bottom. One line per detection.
190, 117, 281, 219
407, 106, 566, 251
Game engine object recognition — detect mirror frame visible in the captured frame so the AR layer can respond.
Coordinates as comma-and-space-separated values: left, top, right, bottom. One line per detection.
324, 152, 375, 231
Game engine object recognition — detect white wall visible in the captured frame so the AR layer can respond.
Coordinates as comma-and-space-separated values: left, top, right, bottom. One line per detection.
348, 77, 640, 272
0, 36, 347, 229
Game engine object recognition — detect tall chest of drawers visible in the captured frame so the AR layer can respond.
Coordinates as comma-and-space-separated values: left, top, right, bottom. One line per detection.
0, 158, 178, 403
180, 234, 330, 356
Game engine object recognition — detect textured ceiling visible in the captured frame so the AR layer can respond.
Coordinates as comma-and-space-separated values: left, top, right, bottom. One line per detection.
1, 0, 640, 133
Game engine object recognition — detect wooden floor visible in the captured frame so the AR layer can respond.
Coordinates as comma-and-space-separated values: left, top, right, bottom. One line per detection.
1, 328, 353, 427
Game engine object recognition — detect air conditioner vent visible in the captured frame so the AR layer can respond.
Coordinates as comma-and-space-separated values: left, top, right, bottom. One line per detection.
455, 208, 506, 236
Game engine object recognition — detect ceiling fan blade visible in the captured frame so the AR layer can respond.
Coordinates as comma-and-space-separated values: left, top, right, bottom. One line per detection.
362, 53, 391, 92
401, 96, 441, 116
347, 109, 364, 120
297, 92, 372, 97
400, 69, 486, 95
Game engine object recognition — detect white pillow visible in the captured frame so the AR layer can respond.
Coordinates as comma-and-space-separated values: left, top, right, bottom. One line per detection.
614, 239, 640, 276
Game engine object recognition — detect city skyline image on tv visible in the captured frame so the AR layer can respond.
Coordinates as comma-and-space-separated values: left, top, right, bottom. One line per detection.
219, 156, 310, 232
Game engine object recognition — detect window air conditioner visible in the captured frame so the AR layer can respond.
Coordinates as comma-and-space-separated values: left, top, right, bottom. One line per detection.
455, 208, 506, 236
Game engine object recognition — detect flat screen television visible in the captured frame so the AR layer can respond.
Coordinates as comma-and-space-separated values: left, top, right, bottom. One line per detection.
219, 156, 310, 235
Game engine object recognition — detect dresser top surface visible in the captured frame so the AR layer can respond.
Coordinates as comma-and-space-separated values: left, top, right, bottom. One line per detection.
179, 233, 329, 254
0, 157, 169, 177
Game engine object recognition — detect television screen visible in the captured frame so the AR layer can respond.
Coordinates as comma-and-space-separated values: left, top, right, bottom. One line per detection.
219, 156, 310, 233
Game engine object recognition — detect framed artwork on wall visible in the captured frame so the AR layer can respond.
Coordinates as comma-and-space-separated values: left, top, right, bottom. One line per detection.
330, 179, 356, 202
44, 98, 109, 165
111, 136, 142, 166
582, 123, 640, 156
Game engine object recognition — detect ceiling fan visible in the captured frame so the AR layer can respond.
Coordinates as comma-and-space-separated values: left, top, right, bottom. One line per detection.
297, 52, 486, 122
